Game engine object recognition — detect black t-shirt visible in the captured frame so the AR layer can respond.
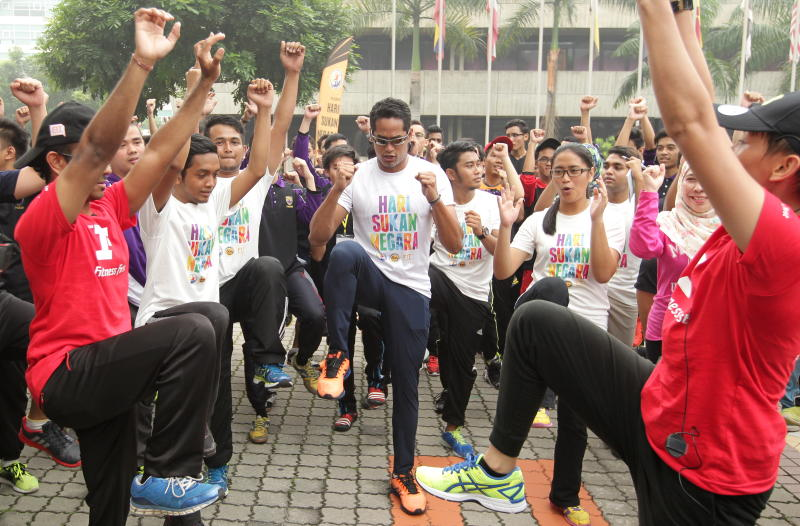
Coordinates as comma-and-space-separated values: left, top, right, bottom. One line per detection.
509, 153, 526, 175
0, 169, 33, 301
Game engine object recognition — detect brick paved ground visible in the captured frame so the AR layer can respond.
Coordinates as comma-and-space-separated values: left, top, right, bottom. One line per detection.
1, 322, 799, 525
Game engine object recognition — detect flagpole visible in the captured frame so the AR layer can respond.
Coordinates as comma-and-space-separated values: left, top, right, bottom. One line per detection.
436, 2, 443, 125
391, 0, 397, 97
588, 9, 595, 97
485, 22, 492, 145
636, 24, 644, 95
535, 0, 544, 128
737, 0, 749, 101
793, 62, 798, 92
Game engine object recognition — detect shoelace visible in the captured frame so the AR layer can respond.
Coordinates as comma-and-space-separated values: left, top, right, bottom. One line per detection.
449, 428, 467, 444
7, 463, 28, 480
443, 453, 478, 475
394, 473, 419, 494
40, 423, 73, 450
165, 476, 202, 498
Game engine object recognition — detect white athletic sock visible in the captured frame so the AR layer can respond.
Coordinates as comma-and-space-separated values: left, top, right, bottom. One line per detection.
24, 417, 49, 431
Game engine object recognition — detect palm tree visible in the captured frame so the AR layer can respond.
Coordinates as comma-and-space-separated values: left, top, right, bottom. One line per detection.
611, 0, 794, 106
500, 0, 580, 137
353, 0, 485, 119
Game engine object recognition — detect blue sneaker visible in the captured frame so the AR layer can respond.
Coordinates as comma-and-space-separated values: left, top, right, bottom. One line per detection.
441, 427, 476, 458
129, 474, 222, 516
253, 363, 293, 388
206, 465, 229, 497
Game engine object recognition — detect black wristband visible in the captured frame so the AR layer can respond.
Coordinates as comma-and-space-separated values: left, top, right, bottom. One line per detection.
671, 0, 693, 12
428, 194, 441, 205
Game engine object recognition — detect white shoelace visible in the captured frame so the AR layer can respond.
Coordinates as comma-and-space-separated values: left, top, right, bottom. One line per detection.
165, 476, 202, 498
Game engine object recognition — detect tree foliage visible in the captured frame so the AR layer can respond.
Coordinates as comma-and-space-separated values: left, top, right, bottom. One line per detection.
0, 47, 98, 119
37, 0, 357, 114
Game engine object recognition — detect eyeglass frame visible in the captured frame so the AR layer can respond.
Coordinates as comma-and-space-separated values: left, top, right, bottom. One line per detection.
369, 133, 411, 147
551, 167, 592, 178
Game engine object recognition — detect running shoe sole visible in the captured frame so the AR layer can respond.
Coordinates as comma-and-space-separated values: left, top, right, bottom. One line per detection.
0, 476, 38, 494
130, 496, 219, 517
18, 431, 81, 469
415, 478, 528, 514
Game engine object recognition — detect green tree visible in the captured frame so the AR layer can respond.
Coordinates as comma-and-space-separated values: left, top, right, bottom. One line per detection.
0, 47, 98, 122
37, 0, 356, 115
500, 0, 593, 138
611, 0, 793, 106
352, 0, 485, 119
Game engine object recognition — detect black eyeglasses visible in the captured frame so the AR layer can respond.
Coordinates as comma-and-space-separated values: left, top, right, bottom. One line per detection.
507, 133, 525, 139
552, 167, 591, 178
369, 133, 410, 146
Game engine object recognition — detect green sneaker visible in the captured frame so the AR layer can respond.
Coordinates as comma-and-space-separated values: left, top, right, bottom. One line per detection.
415, 454, 527, 513
0, 462, 39, 494
291, 355, 319, 395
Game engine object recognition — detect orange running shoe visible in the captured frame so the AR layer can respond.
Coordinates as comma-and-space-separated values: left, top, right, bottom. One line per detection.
390, 472, 426, 515
316, 351, 350, 400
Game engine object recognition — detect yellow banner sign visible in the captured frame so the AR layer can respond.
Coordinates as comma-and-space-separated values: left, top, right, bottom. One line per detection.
316, 37, 354, 146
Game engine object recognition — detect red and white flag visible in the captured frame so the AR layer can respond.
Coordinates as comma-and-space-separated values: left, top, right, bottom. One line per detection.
791, 0, 800, 63
486, 0, 500, 60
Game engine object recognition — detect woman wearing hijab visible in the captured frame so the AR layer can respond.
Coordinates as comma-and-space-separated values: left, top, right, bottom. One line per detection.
629, 161, 720, 363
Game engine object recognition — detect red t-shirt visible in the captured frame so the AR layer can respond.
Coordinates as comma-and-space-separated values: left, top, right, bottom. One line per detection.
641, 191, 800, 495
15, 181, 135, 403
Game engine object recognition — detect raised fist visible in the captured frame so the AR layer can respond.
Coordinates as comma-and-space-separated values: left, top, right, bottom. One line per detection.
580, 96, 599, 113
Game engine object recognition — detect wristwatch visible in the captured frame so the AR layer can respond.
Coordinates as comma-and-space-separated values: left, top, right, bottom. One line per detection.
476, 226, 490, 240
671, 0, 694, 12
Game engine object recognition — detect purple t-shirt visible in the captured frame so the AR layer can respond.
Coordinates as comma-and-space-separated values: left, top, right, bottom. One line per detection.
629, 191, 689, 342
106, 174, 146, 287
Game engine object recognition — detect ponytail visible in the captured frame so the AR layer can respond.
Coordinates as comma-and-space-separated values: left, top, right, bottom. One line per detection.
543, 197, 560, 235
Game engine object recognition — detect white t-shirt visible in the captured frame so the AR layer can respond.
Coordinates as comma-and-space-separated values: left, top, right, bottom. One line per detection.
430, 190, 500, 302
511, 204, 625, 329
135, 182, 233, 326
606, 199, 642, 307
338, 156, 454, 298
216, 175, 270, 285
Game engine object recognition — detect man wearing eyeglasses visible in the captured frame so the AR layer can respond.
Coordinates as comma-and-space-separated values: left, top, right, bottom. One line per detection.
504, 119, 529, 174
309, 97, 462, 516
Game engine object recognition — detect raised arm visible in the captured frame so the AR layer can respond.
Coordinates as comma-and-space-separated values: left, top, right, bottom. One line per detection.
579, 96, 598, 145
309, 157, 353, 246
493, 142, 524, 201
295, 104, 321, 176
522, 128, 545, 174
10, 78, 47, 145
126, 33, 224, 213
588, 178, 620, 283
145, 99, 158, 136
267, 41, 305, 175
493, 188, 528, 279
638, 1, 762, 251
55, 8, 179, 223
630, 164, 667, 259
417, 170, 462, 254
615, 98, 648, 148
229, 78, 274, 207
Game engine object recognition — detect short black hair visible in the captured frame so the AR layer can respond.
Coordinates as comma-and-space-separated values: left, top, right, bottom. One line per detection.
606, 145, 642, 161
437, 141, 479, 172
410, 119, 423, 127
183, 134, 218, 175
655, 130, 671, 145
203, 115, 244, 139
322, 144, 358, 170
0, 118, 29, 159
317, 134, 329, 150
322, 133, 347, 151
629, 128, 645, 150
426, 124, 443, 137
369, 98, 412, 133
505, 119, 529, 134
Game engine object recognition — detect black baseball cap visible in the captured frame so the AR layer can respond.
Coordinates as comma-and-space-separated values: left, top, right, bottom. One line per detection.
15, 101, 95, 169
715, 92, 800, 137
534, 138, 560, 159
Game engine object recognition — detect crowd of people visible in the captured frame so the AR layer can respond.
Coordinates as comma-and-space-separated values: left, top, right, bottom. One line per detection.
0, 3, 799, 526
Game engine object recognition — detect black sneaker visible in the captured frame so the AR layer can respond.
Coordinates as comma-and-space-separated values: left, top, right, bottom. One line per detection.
433, 390, 448, 415
18, 418, 81, 468
484, 354, 502, 389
